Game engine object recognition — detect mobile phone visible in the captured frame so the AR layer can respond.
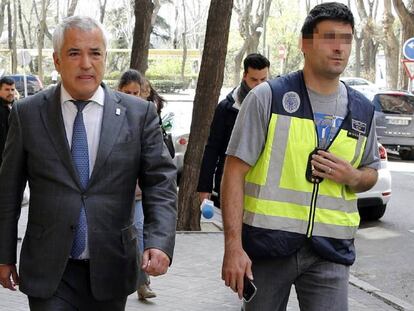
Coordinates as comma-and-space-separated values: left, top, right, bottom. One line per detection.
243, 276, 257, 303
305, 148, 324, 184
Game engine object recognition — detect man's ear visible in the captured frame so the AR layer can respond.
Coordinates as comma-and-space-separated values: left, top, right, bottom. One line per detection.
299, 37, 305, 53
53, 52, 60, 71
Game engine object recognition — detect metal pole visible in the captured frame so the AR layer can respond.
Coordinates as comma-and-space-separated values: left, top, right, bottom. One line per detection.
262, 1, 267, 57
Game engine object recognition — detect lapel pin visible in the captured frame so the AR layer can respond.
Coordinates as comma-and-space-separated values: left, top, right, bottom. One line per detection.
115, 108, 121, 115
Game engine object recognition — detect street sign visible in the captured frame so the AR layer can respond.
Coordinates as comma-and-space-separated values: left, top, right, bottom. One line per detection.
403, 37, 414, 61
402, 59, 414, 80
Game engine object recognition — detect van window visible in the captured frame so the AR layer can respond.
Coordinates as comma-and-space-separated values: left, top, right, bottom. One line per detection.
373, 94, 414, 114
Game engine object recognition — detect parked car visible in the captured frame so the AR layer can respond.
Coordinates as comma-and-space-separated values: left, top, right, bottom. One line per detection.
357, 143, 392, 221
7, 74, 43, 97
371, 91, 414, 160
341, 77, 379, 101
162, 100, 192, 180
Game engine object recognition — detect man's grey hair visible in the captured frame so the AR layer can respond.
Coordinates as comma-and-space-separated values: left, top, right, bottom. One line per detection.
52, 16, 108, 55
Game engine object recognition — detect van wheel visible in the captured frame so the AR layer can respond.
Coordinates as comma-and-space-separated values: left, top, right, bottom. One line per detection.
359, 204, 386, 221
399, 149, 414, 161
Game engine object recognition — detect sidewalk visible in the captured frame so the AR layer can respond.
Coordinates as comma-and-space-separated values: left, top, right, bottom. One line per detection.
0, 209, 402, 310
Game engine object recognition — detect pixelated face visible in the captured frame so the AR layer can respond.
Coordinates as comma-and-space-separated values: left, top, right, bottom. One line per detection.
302, 20, 353, 79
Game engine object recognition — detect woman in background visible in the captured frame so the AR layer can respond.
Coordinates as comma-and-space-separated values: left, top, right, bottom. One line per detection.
140, 78, 175, 158
118, 69, 157, 300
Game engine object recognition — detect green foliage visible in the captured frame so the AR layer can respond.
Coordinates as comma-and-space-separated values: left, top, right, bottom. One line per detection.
146, 58, 194, 77
266, 0, 304, 75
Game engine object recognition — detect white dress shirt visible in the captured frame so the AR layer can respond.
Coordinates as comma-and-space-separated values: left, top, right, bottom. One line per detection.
61, 85, 105, 259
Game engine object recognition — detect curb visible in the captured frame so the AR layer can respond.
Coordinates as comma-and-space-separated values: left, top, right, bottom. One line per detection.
349, 275, 414, 310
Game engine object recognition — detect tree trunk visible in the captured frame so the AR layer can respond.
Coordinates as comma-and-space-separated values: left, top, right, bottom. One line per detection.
130, 0, 154, 74
355, 0, 379, 81
232, 0, 273, 85
383, 0, 399, 89
12, 0, 17, 74
173, 1, 179, 49
37, 0, 47, 82
7, 1, 17, 74
0, 0, 7, 37
180, 0, 187, 81
177, 0, 234, 231
99, 0, 107, 24
67, 0, 77, 16
306, 0, 310, 14
233, 39, 248, 85
393, 0, 414, 89
354, 35, 362, 77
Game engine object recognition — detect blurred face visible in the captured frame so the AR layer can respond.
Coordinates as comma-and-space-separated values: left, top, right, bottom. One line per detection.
0, 83, 16, 103
53, 27, 106, 100
243, 67, 269, 89
119, 82, 141, 97
301, 20, 353, 79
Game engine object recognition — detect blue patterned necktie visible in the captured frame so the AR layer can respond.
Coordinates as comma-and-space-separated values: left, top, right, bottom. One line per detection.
70, 100, 89, 258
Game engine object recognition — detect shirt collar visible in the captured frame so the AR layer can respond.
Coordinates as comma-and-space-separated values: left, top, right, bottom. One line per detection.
60, 84, 105, 106
232, 86, 242, 111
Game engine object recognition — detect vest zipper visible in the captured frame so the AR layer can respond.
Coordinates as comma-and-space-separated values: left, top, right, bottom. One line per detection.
306, 182, 319, 237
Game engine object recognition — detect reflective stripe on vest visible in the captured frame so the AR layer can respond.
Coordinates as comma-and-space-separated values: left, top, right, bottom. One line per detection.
244, 113, 366, 240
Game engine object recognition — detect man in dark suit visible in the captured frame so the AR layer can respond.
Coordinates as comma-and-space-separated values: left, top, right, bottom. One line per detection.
0, 76, 16, 166
0, 16, 177, 311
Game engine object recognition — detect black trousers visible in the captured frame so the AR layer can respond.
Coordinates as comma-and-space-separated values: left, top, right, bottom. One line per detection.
28, 259, 127, 311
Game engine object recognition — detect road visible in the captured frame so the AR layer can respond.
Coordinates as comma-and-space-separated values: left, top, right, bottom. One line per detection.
352, 156, 414, 305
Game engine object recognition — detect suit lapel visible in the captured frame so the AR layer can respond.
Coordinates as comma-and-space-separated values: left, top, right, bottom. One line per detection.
39, 85, 81, 188
89, 86, 126, 184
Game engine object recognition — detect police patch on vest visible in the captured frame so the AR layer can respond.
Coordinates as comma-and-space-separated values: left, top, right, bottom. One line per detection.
282, 92, 300, 113
351, 119, 367, 134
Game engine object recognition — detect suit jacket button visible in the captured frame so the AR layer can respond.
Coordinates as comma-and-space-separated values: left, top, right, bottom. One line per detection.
70, 225, 76, 232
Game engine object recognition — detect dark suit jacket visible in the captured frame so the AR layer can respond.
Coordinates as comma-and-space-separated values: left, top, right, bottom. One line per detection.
0, 84, 177, 300
0, 99, 10, 166
197, 90, 238, 197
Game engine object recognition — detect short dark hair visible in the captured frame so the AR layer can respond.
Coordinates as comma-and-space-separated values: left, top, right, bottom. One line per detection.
301, 2, 354, 39
0, 76, 15, 89
118, 69, 144, 89
243, 53, 270, 73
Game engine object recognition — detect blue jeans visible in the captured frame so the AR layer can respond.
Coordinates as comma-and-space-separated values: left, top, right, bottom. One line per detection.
134, 200, 144, 253
134, 200, 149, 286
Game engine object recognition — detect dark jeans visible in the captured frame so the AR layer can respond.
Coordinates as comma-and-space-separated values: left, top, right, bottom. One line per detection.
243, 242, 349, 311
28, 259, 127, 311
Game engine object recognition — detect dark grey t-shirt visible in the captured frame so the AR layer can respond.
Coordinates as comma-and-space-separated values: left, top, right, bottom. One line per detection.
227, 82, 380, 170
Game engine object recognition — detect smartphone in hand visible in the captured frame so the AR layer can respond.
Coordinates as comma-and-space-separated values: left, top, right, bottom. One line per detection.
243, 276, 257, 303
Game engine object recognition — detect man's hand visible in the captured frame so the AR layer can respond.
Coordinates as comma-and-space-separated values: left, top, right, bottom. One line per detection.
311, 150, 377, 192
222, 245, 253, 300
0, 264, 19, 291
142, 248, 170, 276
198, 192, 211, 203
